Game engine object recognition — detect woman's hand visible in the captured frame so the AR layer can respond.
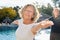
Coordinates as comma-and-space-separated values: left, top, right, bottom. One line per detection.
40, 20, 54, 28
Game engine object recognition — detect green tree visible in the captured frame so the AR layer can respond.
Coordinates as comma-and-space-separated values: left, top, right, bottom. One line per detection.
0, 7, 17, 22
52, 0, 59, 7
40, 3, 53, 16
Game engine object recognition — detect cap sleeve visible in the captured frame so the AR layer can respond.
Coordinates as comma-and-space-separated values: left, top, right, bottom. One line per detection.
32, 23, 40, 28
32, 22, 41, 32
17, 19, 23, 26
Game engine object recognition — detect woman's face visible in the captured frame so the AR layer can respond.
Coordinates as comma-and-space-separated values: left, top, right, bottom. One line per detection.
53, 8, 59, 17
22, 6, 34, 20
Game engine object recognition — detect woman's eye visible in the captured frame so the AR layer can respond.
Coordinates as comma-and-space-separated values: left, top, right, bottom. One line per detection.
25, 10, 33, 13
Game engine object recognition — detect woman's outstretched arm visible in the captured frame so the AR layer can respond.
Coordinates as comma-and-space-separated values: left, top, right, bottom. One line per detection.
12, 20, 19, 25
31, 20, 54, 35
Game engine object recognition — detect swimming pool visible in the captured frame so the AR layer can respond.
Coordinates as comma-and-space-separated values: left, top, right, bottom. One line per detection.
0, 30, 16, 40
0, 24, 17, 40
0, 25, 51, 40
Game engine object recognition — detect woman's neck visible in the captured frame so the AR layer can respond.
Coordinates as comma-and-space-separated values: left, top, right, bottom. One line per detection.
23, 19, 33, 24
54, 15, 59, 18
53, 13, 59, 18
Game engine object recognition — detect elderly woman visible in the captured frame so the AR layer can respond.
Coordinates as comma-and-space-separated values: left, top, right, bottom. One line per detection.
12, 4, 54, 40
50, 8, 60, 40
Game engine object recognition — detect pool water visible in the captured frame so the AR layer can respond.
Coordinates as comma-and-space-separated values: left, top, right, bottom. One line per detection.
0, 30, 16, 40
0, 28, 51, 40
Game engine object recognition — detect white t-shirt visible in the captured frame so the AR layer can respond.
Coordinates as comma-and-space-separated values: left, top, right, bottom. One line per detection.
15, 19, 39, 40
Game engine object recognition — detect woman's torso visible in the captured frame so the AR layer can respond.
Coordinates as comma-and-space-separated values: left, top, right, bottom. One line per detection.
50, 15, 60, 33
15, 19, 38, 40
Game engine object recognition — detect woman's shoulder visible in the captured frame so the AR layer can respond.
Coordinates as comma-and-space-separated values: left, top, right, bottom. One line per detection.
15, 18, 23, 22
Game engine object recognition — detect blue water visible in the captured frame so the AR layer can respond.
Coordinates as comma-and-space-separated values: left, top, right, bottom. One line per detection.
0, 30, 16, 40
0, 25, 51, 40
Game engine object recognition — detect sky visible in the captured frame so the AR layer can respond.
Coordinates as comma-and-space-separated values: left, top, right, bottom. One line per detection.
0, 0, 54, 7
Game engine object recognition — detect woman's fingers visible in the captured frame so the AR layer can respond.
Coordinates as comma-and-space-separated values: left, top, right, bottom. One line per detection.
46, 21, 54, 25
40, 20, 54, 28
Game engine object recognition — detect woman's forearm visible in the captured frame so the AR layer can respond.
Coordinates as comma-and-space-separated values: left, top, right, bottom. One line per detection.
31, 20, 54, 35
31, 23, 42, 35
